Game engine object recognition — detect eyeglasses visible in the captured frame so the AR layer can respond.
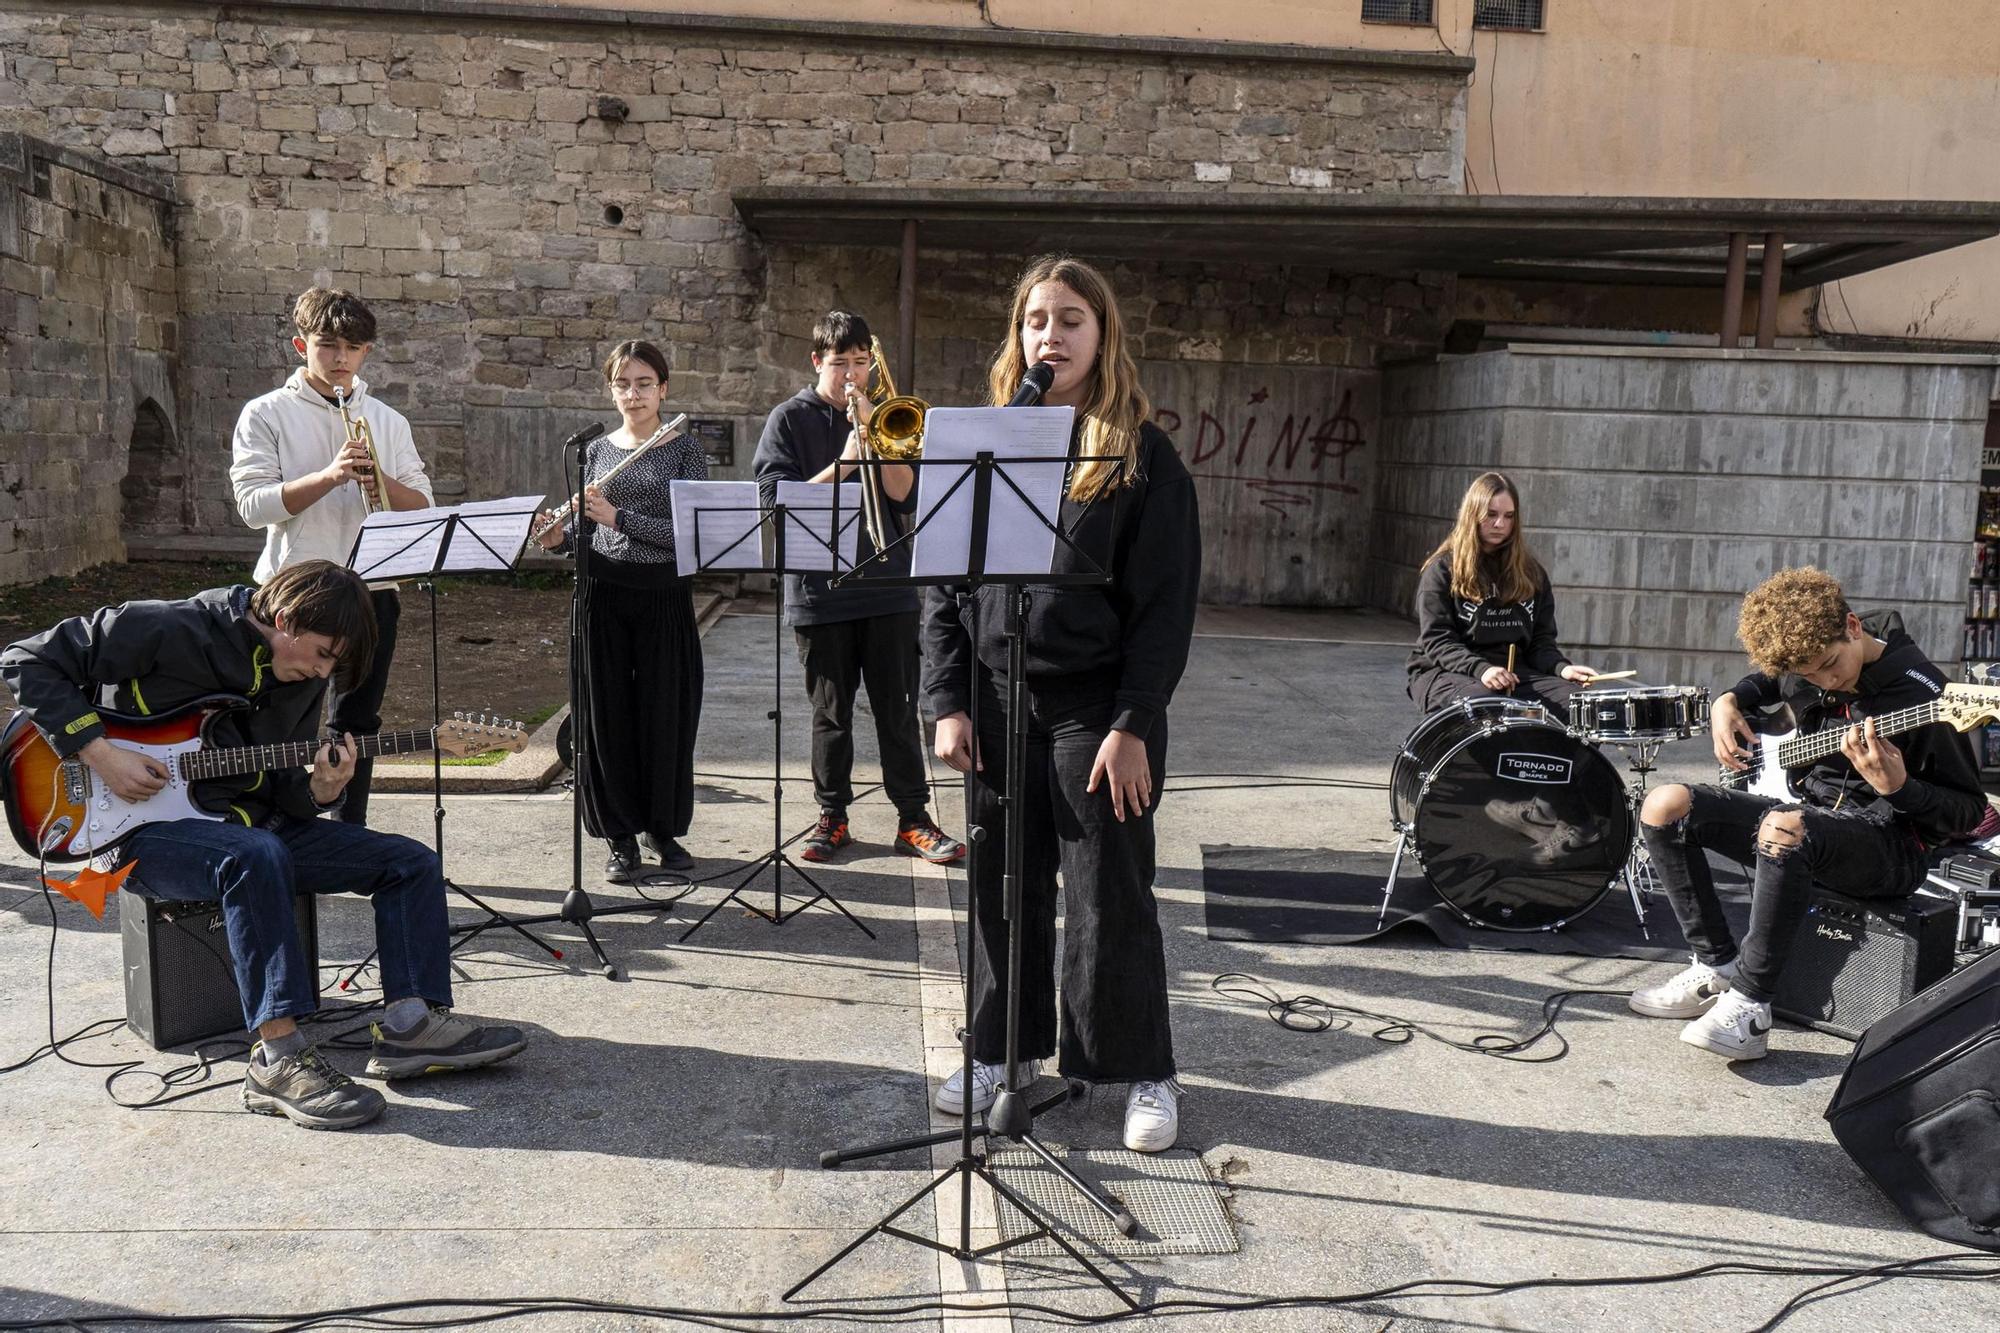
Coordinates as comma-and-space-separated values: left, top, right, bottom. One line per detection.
612, 382, 659, 396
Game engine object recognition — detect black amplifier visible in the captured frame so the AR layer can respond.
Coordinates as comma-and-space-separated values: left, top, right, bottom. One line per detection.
1774, 887, 1957, 1040
121, 891, 320, 1050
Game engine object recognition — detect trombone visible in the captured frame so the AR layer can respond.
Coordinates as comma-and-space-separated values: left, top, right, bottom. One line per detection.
844, 335, 925, 555
333, 386, 392, 513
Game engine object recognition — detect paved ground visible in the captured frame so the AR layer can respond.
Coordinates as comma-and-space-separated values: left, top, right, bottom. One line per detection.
2, 603, 1992, 1332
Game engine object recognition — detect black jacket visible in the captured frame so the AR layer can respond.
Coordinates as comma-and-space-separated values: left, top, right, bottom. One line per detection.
1725, 610, 1987, 844
751, 385, 919, 626
920, 422, 1200, 740
0, 587, 330, 827
1407, 554, 1569, 680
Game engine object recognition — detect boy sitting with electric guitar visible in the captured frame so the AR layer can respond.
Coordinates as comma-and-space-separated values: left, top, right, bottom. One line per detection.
1628, 566, 1995, 1060
0, 561, 527, 1129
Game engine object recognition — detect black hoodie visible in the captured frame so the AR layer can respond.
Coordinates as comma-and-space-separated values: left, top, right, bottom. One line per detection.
1724, 610, 1987, 844
919, 421, 1200, 740
1406, 553, 1570, 681
1, 587, 330, 827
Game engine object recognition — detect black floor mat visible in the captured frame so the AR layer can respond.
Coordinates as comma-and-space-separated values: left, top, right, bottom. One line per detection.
1201, 843, 1752, 963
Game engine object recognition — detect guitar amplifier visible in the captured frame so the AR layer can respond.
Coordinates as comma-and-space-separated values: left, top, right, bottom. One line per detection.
121, 891, 320, 1051
1775, 887, 1957, 1040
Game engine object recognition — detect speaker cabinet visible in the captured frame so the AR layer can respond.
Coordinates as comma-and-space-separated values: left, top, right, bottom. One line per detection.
1826, 946, 2000, 1251
1774, 887, 1957, 1040
121, 891, 319, 1050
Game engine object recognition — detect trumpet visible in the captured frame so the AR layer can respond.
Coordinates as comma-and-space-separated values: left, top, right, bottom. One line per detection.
844, 334, 925, 555
333, 386, 391, 513
530, 413, 688, 546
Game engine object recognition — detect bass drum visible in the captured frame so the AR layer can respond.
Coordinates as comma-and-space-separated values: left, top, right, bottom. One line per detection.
1390, 698, 1633, 931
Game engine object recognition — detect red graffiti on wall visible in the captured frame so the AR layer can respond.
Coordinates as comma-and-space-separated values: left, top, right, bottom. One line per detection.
1153, 387, 1366, 517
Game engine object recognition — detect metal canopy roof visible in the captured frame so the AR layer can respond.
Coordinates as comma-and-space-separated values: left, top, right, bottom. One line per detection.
733, 188, 2000, 290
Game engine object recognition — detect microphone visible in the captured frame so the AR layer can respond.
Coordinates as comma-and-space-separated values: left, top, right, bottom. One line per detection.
563, 421, 608, 451
1007, 362, 1055, 407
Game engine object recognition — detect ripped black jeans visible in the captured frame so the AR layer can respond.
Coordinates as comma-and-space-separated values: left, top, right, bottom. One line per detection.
1639, 784, 1927, 1004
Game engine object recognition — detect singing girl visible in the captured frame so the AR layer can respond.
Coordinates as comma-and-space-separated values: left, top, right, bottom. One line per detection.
921, 256, 1201, 1153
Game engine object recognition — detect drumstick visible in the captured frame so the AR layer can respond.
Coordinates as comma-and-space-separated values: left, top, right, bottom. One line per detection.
1579, 669, 1638, 683
1506, 644, 1517, 677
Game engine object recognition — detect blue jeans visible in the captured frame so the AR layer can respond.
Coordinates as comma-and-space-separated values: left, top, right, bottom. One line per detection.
122, 814, 453, 1031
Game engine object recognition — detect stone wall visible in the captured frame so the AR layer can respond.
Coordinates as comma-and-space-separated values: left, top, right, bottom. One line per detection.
1369, 345, 2000, 688
0, 1, 1467, 592
0, 133, 177, 586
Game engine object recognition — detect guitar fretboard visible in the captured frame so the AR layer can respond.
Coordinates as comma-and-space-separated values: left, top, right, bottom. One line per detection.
1722, 697, 1949, 787
182, 730, 435, 782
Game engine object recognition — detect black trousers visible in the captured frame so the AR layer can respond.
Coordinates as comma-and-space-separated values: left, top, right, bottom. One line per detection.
1640, 784, 1927, 1004
325, 588, 401, 827
794, 610, 930, 821
577, 578, 704, 843
964, 678, 1175, 1083
1409, 664, 1577, 715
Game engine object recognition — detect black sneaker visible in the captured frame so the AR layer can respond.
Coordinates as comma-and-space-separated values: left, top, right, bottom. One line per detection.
605, 836, 642, 883
642, 833, 695, 873
896, 815, 966, 864
243, 1043, 386, 1130
366, 1006, 529, 1079
801, 811, 851, 863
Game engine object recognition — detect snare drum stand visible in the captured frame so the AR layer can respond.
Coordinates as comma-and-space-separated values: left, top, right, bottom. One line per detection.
1609, 738, 1665, 938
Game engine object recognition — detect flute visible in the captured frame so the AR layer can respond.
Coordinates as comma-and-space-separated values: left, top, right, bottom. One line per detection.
530, 413, 688, 544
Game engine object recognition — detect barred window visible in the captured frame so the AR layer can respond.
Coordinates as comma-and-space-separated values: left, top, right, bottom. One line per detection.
1474, 0, 1545, 30
1362, 0, 1435, 23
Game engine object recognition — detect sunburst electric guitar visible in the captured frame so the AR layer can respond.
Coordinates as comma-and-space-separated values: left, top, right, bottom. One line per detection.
1, 694, 526, 862
1717, 682, 2000, 801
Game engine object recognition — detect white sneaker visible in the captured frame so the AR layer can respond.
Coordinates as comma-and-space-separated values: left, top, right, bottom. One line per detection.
935, 1058, 1039, 1116
1680, 989, 1771, 1060
1123, 1078, 1182, 1153
1629, 957, 1738, 1019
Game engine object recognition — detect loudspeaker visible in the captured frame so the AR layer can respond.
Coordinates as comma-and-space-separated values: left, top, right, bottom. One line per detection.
1826, 946, 2000, 1251
121, 891, 319, 1050
1773, 887, 1957, 1040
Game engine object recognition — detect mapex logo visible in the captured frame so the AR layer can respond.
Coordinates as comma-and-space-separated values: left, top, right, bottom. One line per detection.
1497, 753, 1573, 784
1815, 923, 1857, 944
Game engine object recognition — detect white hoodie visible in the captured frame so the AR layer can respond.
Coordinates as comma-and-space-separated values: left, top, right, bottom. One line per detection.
230, 368, 435, 585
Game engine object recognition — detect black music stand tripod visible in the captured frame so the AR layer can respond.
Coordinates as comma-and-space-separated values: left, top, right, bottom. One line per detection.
784, 435, 1140, 1309
340, 502, 565, 991
673, 487, 872, 944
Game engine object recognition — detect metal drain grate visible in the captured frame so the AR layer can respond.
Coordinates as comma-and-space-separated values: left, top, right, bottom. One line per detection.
988, 1146, 1239, 1258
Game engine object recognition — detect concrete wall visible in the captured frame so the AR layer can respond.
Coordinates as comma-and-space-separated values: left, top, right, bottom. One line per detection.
1370, 345, 1999, 689
0, 134, 178, 587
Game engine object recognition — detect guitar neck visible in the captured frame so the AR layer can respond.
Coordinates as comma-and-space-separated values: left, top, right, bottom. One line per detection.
1772, 699, 1940, 770
185, 730, 435, 782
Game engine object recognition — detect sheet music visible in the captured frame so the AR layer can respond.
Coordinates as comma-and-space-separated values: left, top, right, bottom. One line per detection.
670, 480, 767, 575
446, 495, 542, 570
773, 480, 862, 575
346, 496, 545, 579
348, 508, 452, 581
910, 405, 1074, 578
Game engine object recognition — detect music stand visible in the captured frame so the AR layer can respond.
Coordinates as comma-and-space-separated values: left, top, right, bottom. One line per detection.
667, 478, 874, 944
784, 405, 1140, 1309
342, 498, 567, 977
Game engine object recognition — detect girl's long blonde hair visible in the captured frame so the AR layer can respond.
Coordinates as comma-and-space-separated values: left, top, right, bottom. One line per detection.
987, 256, 1149, 504
1426, 471, 1542, 604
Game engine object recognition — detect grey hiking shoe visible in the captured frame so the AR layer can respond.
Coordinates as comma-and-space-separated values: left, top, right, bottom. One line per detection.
366, 1006, 527, 1079
242, 1044, 386, 1130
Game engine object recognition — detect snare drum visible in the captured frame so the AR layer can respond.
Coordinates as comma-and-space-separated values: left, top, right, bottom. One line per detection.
1391, 698, 1633, 931
1567, 686, 1710, 743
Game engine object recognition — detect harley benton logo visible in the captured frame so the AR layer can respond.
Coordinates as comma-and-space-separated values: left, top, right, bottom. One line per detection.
1815, 923, 1857, 944
1498, 753, 1573, 784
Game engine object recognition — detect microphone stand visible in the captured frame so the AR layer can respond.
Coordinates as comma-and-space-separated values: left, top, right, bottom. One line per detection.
785, 372, 1138, 1308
